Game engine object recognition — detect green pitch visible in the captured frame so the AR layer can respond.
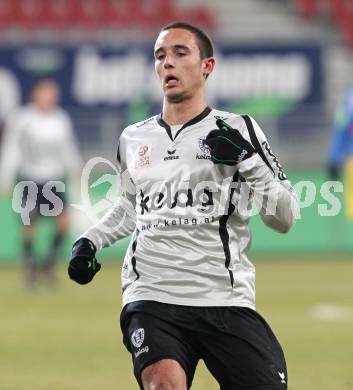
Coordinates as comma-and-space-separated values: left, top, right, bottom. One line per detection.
1, 257, 352, 390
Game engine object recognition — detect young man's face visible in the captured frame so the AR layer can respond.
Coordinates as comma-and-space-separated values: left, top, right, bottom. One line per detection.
154, 28, 213, 103
32, 82, 60, 111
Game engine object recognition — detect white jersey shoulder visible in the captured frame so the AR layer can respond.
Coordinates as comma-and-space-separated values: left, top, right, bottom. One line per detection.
122, 115, 158, 134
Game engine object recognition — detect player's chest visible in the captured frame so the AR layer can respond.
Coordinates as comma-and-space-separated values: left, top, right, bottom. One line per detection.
22, 117, 64, 145
126, 129, 214, 184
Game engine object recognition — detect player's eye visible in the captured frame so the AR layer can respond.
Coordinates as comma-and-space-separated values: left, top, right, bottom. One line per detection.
176, 51, 186, 57
155, 53, 165, 60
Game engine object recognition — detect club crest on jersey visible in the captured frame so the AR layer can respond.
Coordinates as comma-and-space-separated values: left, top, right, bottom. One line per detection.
131, 328, 145, 348
196, 137, 211, 160
136, 145, 151, 168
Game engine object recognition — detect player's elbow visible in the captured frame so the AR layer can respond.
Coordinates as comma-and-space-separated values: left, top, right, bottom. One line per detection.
261, 214, 295, 234
275, 221, 292, 234
267, 199, 300, 234
277, 210, 299, 233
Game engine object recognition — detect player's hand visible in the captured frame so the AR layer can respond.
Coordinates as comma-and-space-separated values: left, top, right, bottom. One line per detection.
205, 119, 256, 166
68, 238, 101, 285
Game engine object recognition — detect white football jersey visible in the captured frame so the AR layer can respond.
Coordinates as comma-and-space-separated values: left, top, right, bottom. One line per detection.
0, 104, 81, 187
82, 107, 299, 309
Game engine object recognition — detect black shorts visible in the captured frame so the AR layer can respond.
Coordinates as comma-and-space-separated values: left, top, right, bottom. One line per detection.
120, 301, 288, 390
18, 178, 67, 222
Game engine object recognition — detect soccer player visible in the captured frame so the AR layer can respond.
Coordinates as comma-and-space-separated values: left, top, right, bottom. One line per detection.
68, 22, 299, 390
0, 79, 82, 288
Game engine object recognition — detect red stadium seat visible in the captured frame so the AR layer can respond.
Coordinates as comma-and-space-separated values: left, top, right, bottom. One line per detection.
296, 0, 318, 20
103, 0, 138, 29
181, 7, 216, 31
42, 0, 75, 31
329, 0, 353, 47
0, 0, 216, 35
103, 0, 181, 31
73, 0, 106, 30
12, 0, 44, 31
135, 0, 179, 30
0, 0, 15, 30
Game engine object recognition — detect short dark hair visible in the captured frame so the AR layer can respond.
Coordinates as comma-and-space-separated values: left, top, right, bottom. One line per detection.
160, 22, 214, 59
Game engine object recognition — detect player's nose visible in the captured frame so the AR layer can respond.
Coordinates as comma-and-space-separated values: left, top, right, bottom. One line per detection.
163, 55, 175, 68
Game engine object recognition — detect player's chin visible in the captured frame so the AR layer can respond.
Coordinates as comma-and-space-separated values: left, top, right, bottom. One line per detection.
165, 90, 188, 103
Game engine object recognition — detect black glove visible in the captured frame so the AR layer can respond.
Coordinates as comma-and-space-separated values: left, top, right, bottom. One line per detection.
327, 163, 341, 181
205, 119, 256, 166
68, 238, 101, 285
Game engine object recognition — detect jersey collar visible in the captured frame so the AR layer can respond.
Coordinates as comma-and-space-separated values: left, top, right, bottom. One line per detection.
157, 106, 212, 141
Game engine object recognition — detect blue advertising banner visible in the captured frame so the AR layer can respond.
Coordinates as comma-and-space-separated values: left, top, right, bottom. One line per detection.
0, 43, 324, 142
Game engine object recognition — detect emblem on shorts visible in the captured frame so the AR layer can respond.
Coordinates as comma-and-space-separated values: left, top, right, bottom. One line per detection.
131, 328, 145, 348
278, 371, 286, 384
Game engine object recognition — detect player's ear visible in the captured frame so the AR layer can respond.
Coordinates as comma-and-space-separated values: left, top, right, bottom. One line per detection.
202, 57, 215, 79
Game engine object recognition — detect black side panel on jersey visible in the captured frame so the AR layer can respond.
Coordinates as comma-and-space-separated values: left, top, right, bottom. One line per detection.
117, 140, 121, 163
219, 172, 239, 289
131, 229, 140, 281
241, 115, 275, 176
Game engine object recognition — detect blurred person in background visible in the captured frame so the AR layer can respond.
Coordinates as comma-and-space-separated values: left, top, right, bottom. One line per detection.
0, 79, 82, 288
68, 22, 298, 390
327, 85, 353, 220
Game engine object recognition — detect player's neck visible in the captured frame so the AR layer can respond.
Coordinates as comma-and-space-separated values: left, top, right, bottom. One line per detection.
162, 94, 208, 126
